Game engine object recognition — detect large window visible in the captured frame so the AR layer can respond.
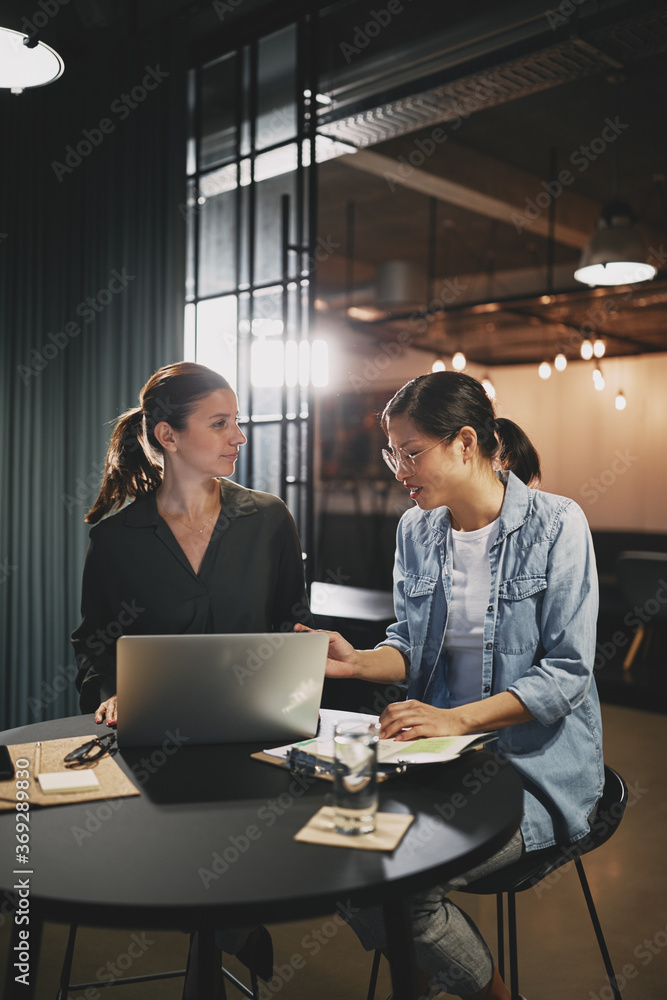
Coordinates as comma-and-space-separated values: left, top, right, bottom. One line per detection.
185, 19, 327, 571
185, 0, 471, 589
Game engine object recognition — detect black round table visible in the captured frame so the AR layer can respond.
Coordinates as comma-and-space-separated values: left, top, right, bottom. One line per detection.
1, 715, 523, 999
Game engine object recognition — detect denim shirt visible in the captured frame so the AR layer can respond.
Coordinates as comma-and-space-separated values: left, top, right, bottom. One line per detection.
379, 471, 604, 851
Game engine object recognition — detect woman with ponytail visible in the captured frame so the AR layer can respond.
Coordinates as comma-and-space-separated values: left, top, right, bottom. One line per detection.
72, 361, 312, 723
72, 362, 312, 996
297, 371, 603, 1000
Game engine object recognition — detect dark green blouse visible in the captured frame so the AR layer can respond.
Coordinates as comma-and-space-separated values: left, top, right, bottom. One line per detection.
72, 480, 313, 712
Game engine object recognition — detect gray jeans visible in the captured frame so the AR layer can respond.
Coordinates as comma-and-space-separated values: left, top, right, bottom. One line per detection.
349, 829, 524, 997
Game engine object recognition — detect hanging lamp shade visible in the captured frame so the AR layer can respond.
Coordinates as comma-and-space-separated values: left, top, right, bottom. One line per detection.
0, 13, 64, 95
574, 201, 656, 287
375, 260, 426, 309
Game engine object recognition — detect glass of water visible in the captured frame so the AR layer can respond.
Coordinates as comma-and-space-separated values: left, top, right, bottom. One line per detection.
333, 721, 381, 835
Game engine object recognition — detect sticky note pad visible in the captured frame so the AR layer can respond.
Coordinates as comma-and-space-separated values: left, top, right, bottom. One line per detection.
37, 771, 100, 794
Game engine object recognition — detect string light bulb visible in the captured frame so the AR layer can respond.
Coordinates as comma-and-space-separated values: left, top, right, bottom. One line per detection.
538, 361, 552, 380
431, 358, 446, 373
452, 351, 466, 371
580, 339, 594, 360
593, 338, 606, 358
554, 353, 567, 372
481, 375, 496, 399
593, 366, 605, 390
615, 390, 627, 410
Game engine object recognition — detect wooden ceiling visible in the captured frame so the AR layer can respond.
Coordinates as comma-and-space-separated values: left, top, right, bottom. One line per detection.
39, 0, 667, 366
315, 6, 667, 366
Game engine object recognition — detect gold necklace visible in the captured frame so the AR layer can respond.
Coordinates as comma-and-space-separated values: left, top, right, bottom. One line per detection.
159, 502, 220, 534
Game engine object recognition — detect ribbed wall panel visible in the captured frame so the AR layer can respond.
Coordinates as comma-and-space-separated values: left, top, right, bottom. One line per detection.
0, 22, 187, 728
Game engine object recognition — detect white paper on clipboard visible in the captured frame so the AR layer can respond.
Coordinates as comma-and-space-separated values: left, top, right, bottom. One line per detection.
263, 708, 496, 767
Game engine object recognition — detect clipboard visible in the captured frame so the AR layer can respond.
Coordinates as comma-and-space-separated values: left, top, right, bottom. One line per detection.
250, 747, 408, 783
251, 709, 497, 783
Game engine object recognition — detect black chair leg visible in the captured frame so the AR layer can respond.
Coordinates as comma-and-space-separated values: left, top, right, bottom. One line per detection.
575, 858, 622, 1000
507, 891, 520, 1000
56, 922, 78, 999
367, 949, 382, 1000
495, 893, 505, 982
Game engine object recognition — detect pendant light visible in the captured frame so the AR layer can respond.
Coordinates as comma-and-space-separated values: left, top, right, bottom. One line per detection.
580, 339, 594, 361
481, 375, 496, 399
0, 4, 64, 94
575, 81, 655, 287
574, 201, 657, 287
593, 365, 605, 391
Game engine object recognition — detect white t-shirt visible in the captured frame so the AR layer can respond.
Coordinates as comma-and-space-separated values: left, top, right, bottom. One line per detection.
443, 516, 500, 708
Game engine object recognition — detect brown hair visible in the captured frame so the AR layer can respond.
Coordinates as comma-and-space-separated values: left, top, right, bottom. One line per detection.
86, 362, 232, 523
382, 371, 541, 486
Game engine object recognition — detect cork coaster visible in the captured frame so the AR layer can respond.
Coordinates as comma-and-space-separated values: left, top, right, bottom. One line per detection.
0, 736, 140, 810
294, 806, 414, 851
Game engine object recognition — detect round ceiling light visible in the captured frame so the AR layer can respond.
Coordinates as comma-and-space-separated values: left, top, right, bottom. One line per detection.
0, 27, 64, 94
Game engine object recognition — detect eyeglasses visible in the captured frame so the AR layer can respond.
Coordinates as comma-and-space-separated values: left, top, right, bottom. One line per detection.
64, 733, 117, 768
382, 436, 450, 476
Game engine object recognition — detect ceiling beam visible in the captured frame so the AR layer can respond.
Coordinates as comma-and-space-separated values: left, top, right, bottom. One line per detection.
339, 146, 598, 249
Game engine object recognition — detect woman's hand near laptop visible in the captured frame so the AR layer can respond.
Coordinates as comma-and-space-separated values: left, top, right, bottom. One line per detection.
94, 695, 117, 727
293, 623, 407, 683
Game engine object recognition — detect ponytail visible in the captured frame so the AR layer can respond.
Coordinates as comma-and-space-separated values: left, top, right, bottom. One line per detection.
85, 361, 232, 524
494, 417, 541, 487
85, 408, 162, 523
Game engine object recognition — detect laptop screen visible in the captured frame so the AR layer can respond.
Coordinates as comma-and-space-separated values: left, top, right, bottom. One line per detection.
115, 631, 329, 747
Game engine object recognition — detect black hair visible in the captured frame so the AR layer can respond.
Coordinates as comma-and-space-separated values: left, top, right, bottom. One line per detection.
381, 371, 541, 486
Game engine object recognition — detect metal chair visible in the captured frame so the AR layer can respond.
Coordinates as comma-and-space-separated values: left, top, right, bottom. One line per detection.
57, 924, 261, 999
368, 765, 627, 1000
615, 551, 667, 670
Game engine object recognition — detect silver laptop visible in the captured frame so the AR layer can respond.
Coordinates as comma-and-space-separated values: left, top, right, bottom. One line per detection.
116, 632, 329, 747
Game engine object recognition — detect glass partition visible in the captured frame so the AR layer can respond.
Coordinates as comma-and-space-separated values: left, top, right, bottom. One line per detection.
186, 13, 321, 576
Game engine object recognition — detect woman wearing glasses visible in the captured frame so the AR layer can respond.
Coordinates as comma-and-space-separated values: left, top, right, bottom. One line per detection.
72, 361, 311, 998
297, 371, 603, 1000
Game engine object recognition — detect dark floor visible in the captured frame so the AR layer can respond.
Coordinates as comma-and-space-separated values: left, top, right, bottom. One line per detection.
1, 702, 666, 1000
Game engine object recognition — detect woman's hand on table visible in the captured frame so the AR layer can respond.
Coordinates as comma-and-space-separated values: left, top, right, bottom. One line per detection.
379, 700, 466, 740
94, 695, 117, 727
